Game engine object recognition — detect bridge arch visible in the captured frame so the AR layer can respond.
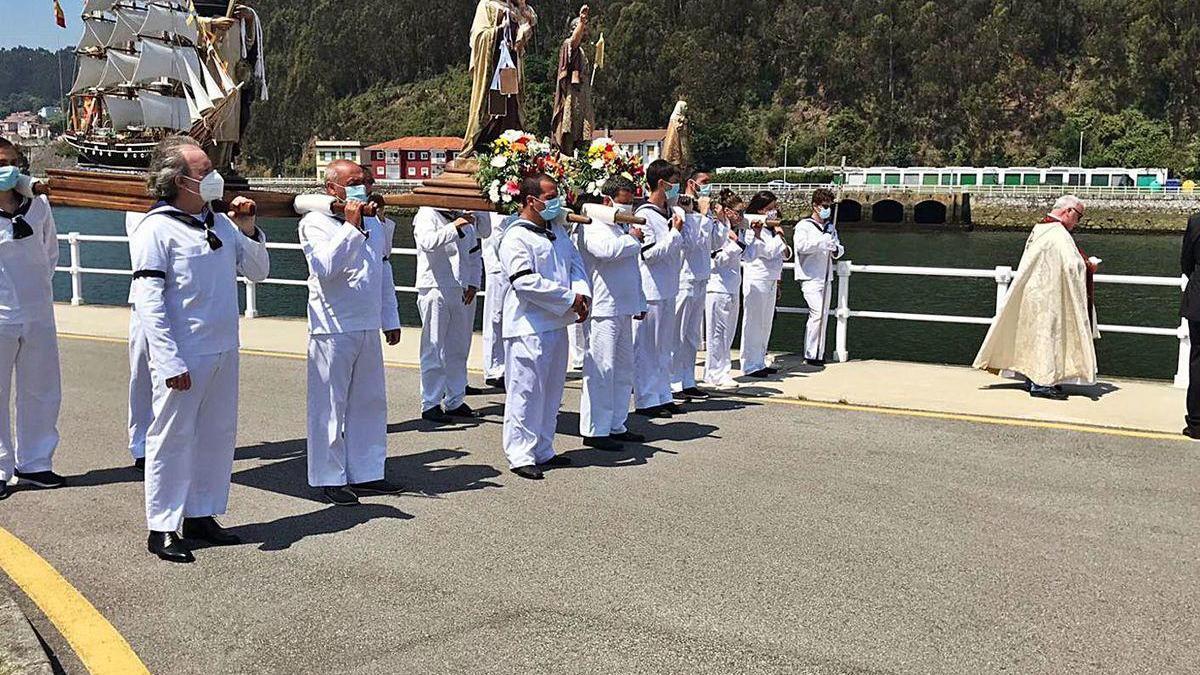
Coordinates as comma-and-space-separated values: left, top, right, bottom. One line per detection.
913, 200, 948, 225
871, 199, 904, 224
836, 199, 862, 223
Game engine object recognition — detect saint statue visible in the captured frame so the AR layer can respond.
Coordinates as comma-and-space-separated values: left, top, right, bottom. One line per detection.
550, 5, 595, 154
196, 3, 269, 176
463, 0, 539, 155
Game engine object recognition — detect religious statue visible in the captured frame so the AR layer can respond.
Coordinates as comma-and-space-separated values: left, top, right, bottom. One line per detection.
550, 5, 595, 155
463, 0, 539, 154
197, 4, 269, 176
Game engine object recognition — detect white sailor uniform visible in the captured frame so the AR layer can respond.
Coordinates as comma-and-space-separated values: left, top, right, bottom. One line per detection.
705, 219, 757, 387
632, 203, 682, 409
792, 216, 843, 361
126, 211, 153, 461
130, 204, 269, 532
739, 223, 792, 374
480, 214, 514, 382
672, 208, 720, 391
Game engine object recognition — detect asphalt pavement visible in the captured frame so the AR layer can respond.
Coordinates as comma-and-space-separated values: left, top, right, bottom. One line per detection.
1, 336, 1197, 674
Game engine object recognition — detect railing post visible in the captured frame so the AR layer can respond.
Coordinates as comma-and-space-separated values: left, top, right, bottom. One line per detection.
1176, 274, 1190, 389
993, 265, 1013, 316
834, 260, 851, 362
68, 232, 83, 306
244, 279, 258, 319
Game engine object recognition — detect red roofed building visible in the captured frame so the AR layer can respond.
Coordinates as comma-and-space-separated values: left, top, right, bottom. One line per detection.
366, 136, 464, 180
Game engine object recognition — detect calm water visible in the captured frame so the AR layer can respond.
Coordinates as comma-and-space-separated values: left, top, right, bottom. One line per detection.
52, 208, 1186, 381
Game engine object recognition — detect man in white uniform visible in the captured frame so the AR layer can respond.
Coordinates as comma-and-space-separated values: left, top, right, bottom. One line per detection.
578, 177, 647, 451
499, 173, 591, 480
481, 213, 513, 390
705, 192, 756, 389
130, 137, 270, 562
672, 170, 720, 400
414, 207, 488, 422
0, 137, 64, 501
792, 187, 843, 367
633, 159, 685, 417
299, 160, 403, 506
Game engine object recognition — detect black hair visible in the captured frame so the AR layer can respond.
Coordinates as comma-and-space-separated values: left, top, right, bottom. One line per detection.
601, 175, 637, 199
812, 187, 835, 205
518, 172, 555, 204
645, 159, 678, 192
746, 190, 778, 215
718, 188, 743, 210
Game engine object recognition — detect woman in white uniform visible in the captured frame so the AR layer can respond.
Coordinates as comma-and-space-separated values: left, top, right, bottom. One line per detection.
739, 190, 792, 378
705, 190, 756, 389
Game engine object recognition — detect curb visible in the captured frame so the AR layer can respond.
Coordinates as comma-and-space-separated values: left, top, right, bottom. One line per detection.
0, 586, 53, 675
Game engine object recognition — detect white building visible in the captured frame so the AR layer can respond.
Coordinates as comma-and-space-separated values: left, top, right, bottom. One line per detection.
313, 140, 366, 178
591, 129, 667, 166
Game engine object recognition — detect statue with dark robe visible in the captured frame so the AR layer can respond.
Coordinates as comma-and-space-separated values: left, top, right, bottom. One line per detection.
551, 5, 594, 155
463, 0, 538, 154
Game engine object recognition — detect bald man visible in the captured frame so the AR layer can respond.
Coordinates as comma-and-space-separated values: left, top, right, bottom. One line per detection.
299, 160, 402, 506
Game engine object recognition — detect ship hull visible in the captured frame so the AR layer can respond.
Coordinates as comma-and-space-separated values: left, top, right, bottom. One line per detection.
65, 135, 157, 171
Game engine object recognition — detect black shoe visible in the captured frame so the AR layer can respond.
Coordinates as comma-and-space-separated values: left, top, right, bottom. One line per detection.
0, 482, 9, 501
682, 387, 710, 399
672, 390, 690, 401
421, 407, 454, 424
485, 377, 506, 391
323, 486, 360, 506
464, 385, 485, 395
1183, 427, 1200, 440
446, 403, 480, 418
583, 436, 624, 452
745, 369, 771, 379
764, 367, 779, 374
182, 517, 241, 546
14, 470, 65, 489
147, 531, 194, 563
611, 431, 645, 443
540, 454, 572, 467
663, 403, 685, 415
511, 465, 544, 480
1029, 385, 1069, 401
804, 359, 825, 367
350, 479, 403, 495
133, 457, 145, 471
634, 406, 672, 418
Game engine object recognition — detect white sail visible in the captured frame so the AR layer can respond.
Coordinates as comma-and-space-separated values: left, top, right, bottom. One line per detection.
139, 4, 199, 44
70, 54, 107, 93
202, 59, 227, 103
78, 17, 116, 51
110, 7, 148, 48
131, 39, 178, 84
82, 0, 117, 14
183, 85, 203, 124
104, 95, 144, 130
139, 91, 192, 130
209, 46, 237, 92
96, 50, 140, 88
179, 48, 215, 112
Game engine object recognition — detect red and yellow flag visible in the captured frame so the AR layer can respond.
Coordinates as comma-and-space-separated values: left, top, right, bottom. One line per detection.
53, 0, 66, 28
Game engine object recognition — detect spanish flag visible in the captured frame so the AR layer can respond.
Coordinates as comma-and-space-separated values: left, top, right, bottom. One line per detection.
53, 0, 66, 28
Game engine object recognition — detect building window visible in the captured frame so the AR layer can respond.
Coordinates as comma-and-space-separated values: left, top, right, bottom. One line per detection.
373, 151, 384, 160
388, 151, 399, 162
420, 152, 429, 160
376, 166, 385, 177
408, 152, 416, 160
407, 167, 416, 177
433, 151, 445, 161
421, 167, 430, 177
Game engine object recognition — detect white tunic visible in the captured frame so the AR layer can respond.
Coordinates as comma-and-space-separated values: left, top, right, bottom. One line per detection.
635, 203, 683, 302
498, 218, 590, 338
792, 216, 843, 282
0, 195, 57, 325
413, 208, 486, 290
298, 211, 401, 335
577, 204, 647, 318
678, 210, 719, 291
707, 219, 757, 295
130, 205, 271, 378
742, 224, 791, 288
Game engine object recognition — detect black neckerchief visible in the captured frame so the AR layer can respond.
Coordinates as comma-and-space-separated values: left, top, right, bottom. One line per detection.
512, 218, 556, 241
158, 206, 223, 250
803, 217, 829, 234
0, 196, 34, 240
635, 202, 670, 220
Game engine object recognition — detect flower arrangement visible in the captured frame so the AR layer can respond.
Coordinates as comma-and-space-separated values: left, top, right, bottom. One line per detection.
475, 130, 565, 214
564, 137, 646, 199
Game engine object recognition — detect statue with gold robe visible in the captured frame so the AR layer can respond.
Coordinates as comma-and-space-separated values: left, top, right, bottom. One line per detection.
463, 0, 538, 154
551, 5, 594, 154
197, 4, 269, 175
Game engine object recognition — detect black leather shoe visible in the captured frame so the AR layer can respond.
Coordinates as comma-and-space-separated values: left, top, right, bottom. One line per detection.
764, 367, 779, 375
147, 531, 194, 563
611, 431, 645, 443
511, 465, 544, 480
485, 377, 505, 390
663, 403, 684, 415
350, 479, 403, 495
540, 454, 571, 467
583, 436, 624, 452
464, 385, 485, 395
0, 482, 9, 501
133, 457, 145, 471
421, 407, 454, 424
182, 517, 241, 546
14, 470, 65, 489
1029, 385, 1069, 401
634, 406, 672, 418
1183, 427, 1200, 440
323, 486, 360, 506
672, 390, 691, 401
745, 369, 771, 379
682, 387, 710, 399
446, 403, 480, 418
804, 359, 825, 367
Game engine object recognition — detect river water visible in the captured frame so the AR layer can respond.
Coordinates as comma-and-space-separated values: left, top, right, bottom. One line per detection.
51, 208, 1186, 381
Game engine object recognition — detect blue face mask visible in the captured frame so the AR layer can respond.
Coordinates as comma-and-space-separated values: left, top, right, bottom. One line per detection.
664, 182, 680, 200
695, 183, 712, 197
0, 166, 20, 192
344, 184, 369, 203
819, 206, 832, 220
537, 196, 563, 222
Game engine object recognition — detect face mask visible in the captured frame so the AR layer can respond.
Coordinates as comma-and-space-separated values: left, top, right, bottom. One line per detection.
664, 183, 680, 200
766, 209, 779, 219
536, 196, 563, 222
696, 183, 712, 197
184, 171, 225, 203
344, 184, 369, 203
611, 201, 633, 215
818, 206, 832, 220
0, 166, 19, 191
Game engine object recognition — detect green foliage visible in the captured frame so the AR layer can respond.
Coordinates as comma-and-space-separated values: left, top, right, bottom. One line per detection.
0, 47, 75, 117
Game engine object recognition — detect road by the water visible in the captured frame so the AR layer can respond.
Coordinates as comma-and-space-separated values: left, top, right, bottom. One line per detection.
1, 338, 1196, 674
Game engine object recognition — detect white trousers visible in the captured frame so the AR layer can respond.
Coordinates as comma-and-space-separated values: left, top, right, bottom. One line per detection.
128, 310, 152, 460
0, 321, 61, 481
633, 299, 676, 409
144, 349, 238, 532
740, 281, 778, 374
306, 330, 388, 488
418, 287, 472, 412
503, 329, 568, 468
672, 287, 705, 390
801, 279, 832, 360
704, 292, 740, 387
568, 321, 587, 369
579, 315, 634, 438
481, 273, 507, 379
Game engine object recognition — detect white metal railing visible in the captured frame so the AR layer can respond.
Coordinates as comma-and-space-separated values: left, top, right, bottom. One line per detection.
56, 233, 1189, 387
710, 181, 1199, 200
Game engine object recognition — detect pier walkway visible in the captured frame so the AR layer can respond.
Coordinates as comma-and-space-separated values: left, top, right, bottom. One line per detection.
0, 304, 1194, 674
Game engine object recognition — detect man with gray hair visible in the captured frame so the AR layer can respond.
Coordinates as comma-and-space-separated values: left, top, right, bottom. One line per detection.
974, 194, 1100, 400
130, 136, 269, 562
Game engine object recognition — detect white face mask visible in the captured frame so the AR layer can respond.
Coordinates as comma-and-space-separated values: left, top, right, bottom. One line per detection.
611, 201, 634, 215
183, 170, 225, 203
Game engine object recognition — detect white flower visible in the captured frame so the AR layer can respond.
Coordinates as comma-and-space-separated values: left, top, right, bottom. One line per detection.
501, 193, 513, 203
501, 129, 523, 142
490, 154, 508, 168
587, 181, 598, 194
621, 171, 633, 181
590, 158, 606, 170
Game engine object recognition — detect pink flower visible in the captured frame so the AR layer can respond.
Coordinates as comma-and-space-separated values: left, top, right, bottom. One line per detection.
504, 180, 520, 195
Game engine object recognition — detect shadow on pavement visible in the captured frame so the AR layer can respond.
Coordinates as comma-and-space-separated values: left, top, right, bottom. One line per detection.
980, 380, 1121, 401
65, 463, 144, 488
197, 503, 414, 552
